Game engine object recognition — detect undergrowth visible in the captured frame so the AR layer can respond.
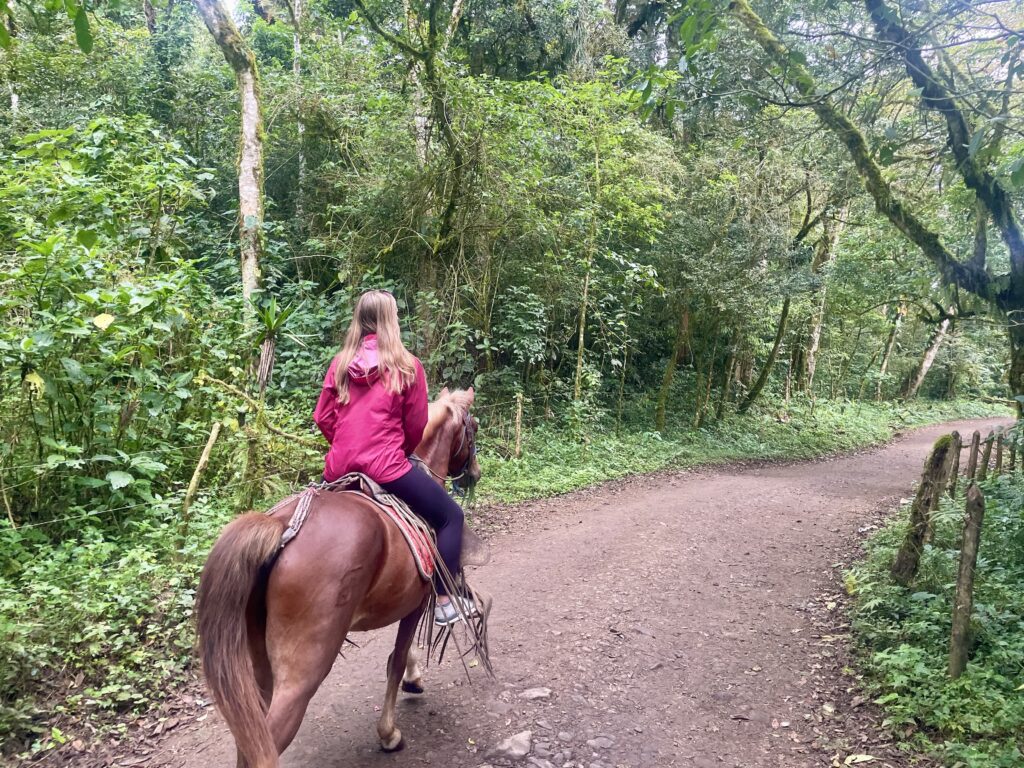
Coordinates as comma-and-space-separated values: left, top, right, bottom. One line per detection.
0, 397, 1008, 759
846, 472, 1024, 767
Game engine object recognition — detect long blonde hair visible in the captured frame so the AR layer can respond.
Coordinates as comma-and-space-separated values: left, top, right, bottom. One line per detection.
333, 290, 416, 404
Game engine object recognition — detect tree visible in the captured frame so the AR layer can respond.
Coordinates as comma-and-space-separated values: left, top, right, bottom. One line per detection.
193, 0, 264, 307
726, 0, 1024, 411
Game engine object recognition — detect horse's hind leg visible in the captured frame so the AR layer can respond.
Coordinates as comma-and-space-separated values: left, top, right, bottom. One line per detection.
263, 611, 354, 757
378, 604, 426, 751
401, 645, 425, 695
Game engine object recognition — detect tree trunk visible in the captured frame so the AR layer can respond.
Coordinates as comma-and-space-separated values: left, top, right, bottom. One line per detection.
891, 435, 955, 586
716, 329, 739, 420
804, 210, 842, 393
656, 303, 690, 433
3, 13, 18, 122
876, 309, 902, 400
1009, 321, 1024, 418
194, 0, 264, 307
292, 0, 306, 232
903, 311, 952, 400
144, 0, 179, 124
573, 252, 593, 402
738, 297, 791, 414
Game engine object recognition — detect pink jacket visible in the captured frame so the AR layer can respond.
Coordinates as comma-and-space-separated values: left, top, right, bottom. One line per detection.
313, 335, 429, 484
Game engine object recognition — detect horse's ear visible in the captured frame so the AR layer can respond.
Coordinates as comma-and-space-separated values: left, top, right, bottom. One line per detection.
466, 387, 475, 404
439, 386, 450, 398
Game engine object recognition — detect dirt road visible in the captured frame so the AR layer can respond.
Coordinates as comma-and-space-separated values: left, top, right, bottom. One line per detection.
91, 418, 1007, 768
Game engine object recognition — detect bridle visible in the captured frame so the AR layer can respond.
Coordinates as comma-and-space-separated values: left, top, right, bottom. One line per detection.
413, 410, 478, 494
449, 410, 478, 494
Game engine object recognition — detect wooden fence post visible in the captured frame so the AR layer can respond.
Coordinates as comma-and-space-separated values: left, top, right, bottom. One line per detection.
994, 431, 1004, 476
514, 393, 523, 459
891, 435, 955, 586
965, 430, 981, 480
949, 484, 985, 679
1010, 441, 1016, 473
947, 431, 961, 498
978, 432, 994, 481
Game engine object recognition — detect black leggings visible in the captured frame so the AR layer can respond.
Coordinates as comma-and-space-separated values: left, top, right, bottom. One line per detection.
382, 465, 464, 595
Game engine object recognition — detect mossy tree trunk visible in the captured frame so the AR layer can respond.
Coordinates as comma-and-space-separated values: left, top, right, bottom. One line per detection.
902, 310, 953, 400
738, 296, 790, 414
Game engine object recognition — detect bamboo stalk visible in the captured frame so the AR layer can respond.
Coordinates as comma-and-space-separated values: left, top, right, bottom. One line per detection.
178, 422, 223, 552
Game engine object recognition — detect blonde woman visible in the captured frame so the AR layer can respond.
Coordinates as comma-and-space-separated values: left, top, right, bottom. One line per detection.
313, 290, 474, 626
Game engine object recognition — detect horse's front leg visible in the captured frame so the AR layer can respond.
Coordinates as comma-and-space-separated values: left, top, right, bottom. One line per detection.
378, 603, 426, 752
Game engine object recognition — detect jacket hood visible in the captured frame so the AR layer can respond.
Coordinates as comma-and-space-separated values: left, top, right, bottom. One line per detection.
347, 334, 380, 385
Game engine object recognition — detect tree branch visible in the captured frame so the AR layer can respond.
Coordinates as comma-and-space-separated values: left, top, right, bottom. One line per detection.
730, 0, 994, 303
352, 0, 425, 60
865, 0, 1024, 290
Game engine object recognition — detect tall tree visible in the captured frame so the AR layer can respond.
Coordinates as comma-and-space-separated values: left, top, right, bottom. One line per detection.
194, 0, 264, 307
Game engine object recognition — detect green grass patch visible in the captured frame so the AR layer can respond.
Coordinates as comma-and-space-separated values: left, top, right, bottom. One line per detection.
845, 473, 1024, 767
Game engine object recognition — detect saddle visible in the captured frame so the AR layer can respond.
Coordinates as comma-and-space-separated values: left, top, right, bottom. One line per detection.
265, 473, 494, 676
266, 473, 490, 582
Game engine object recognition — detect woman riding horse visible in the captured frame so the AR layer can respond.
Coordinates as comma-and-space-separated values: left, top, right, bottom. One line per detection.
313, 289, 477, 625
196, 291, 482, 767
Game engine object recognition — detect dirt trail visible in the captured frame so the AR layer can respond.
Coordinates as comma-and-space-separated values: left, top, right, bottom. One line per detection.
83, 418, 1007, 768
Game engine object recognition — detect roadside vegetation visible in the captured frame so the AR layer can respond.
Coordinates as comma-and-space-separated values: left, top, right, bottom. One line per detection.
847, 454, 1024, 767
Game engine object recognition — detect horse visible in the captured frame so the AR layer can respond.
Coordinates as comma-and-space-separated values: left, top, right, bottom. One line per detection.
196, 388, 481, 768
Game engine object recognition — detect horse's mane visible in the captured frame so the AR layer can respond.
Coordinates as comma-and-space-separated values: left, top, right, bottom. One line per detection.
423, 389, 473, 443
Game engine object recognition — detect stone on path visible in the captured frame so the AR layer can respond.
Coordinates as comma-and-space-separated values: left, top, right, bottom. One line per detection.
520, 687, 553, 700
490, 730, 533, 760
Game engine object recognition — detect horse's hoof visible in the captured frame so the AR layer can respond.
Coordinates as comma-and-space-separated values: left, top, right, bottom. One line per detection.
380, 730, 404, 752
401, 679, 425, 695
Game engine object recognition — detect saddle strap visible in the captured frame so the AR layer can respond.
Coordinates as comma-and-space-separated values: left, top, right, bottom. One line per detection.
265, 486, 318, 550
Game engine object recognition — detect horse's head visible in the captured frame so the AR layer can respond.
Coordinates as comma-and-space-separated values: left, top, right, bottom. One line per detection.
423, 387, 481, 490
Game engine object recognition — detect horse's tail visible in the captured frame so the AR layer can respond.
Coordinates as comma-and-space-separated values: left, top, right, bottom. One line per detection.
197, 513, 285, 768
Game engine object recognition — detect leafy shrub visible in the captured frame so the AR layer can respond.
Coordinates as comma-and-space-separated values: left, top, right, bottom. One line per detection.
0, 498, 234, 755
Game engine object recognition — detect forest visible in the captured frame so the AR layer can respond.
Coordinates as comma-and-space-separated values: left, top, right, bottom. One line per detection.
0, 0, 1022, 765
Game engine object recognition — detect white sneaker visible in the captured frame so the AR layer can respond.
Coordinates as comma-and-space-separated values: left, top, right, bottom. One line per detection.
434, 596, 478, 626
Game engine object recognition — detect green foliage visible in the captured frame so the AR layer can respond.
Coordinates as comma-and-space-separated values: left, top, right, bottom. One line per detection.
0, 498, 234, 755
846, 473, 1024, 766
0, 115, 250, 529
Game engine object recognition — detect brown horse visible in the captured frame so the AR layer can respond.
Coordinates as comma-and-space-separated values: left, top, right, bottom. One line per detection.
196, 388, 480, 768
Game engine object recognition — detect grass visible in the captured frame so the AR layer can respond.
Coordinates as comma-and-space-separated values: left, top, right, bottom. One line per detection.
477, 398, 1008, 504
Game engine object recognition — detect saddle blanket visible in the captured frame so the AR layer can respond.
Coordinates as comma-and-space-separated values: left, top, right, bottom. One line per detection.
265, 473, 435, 580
